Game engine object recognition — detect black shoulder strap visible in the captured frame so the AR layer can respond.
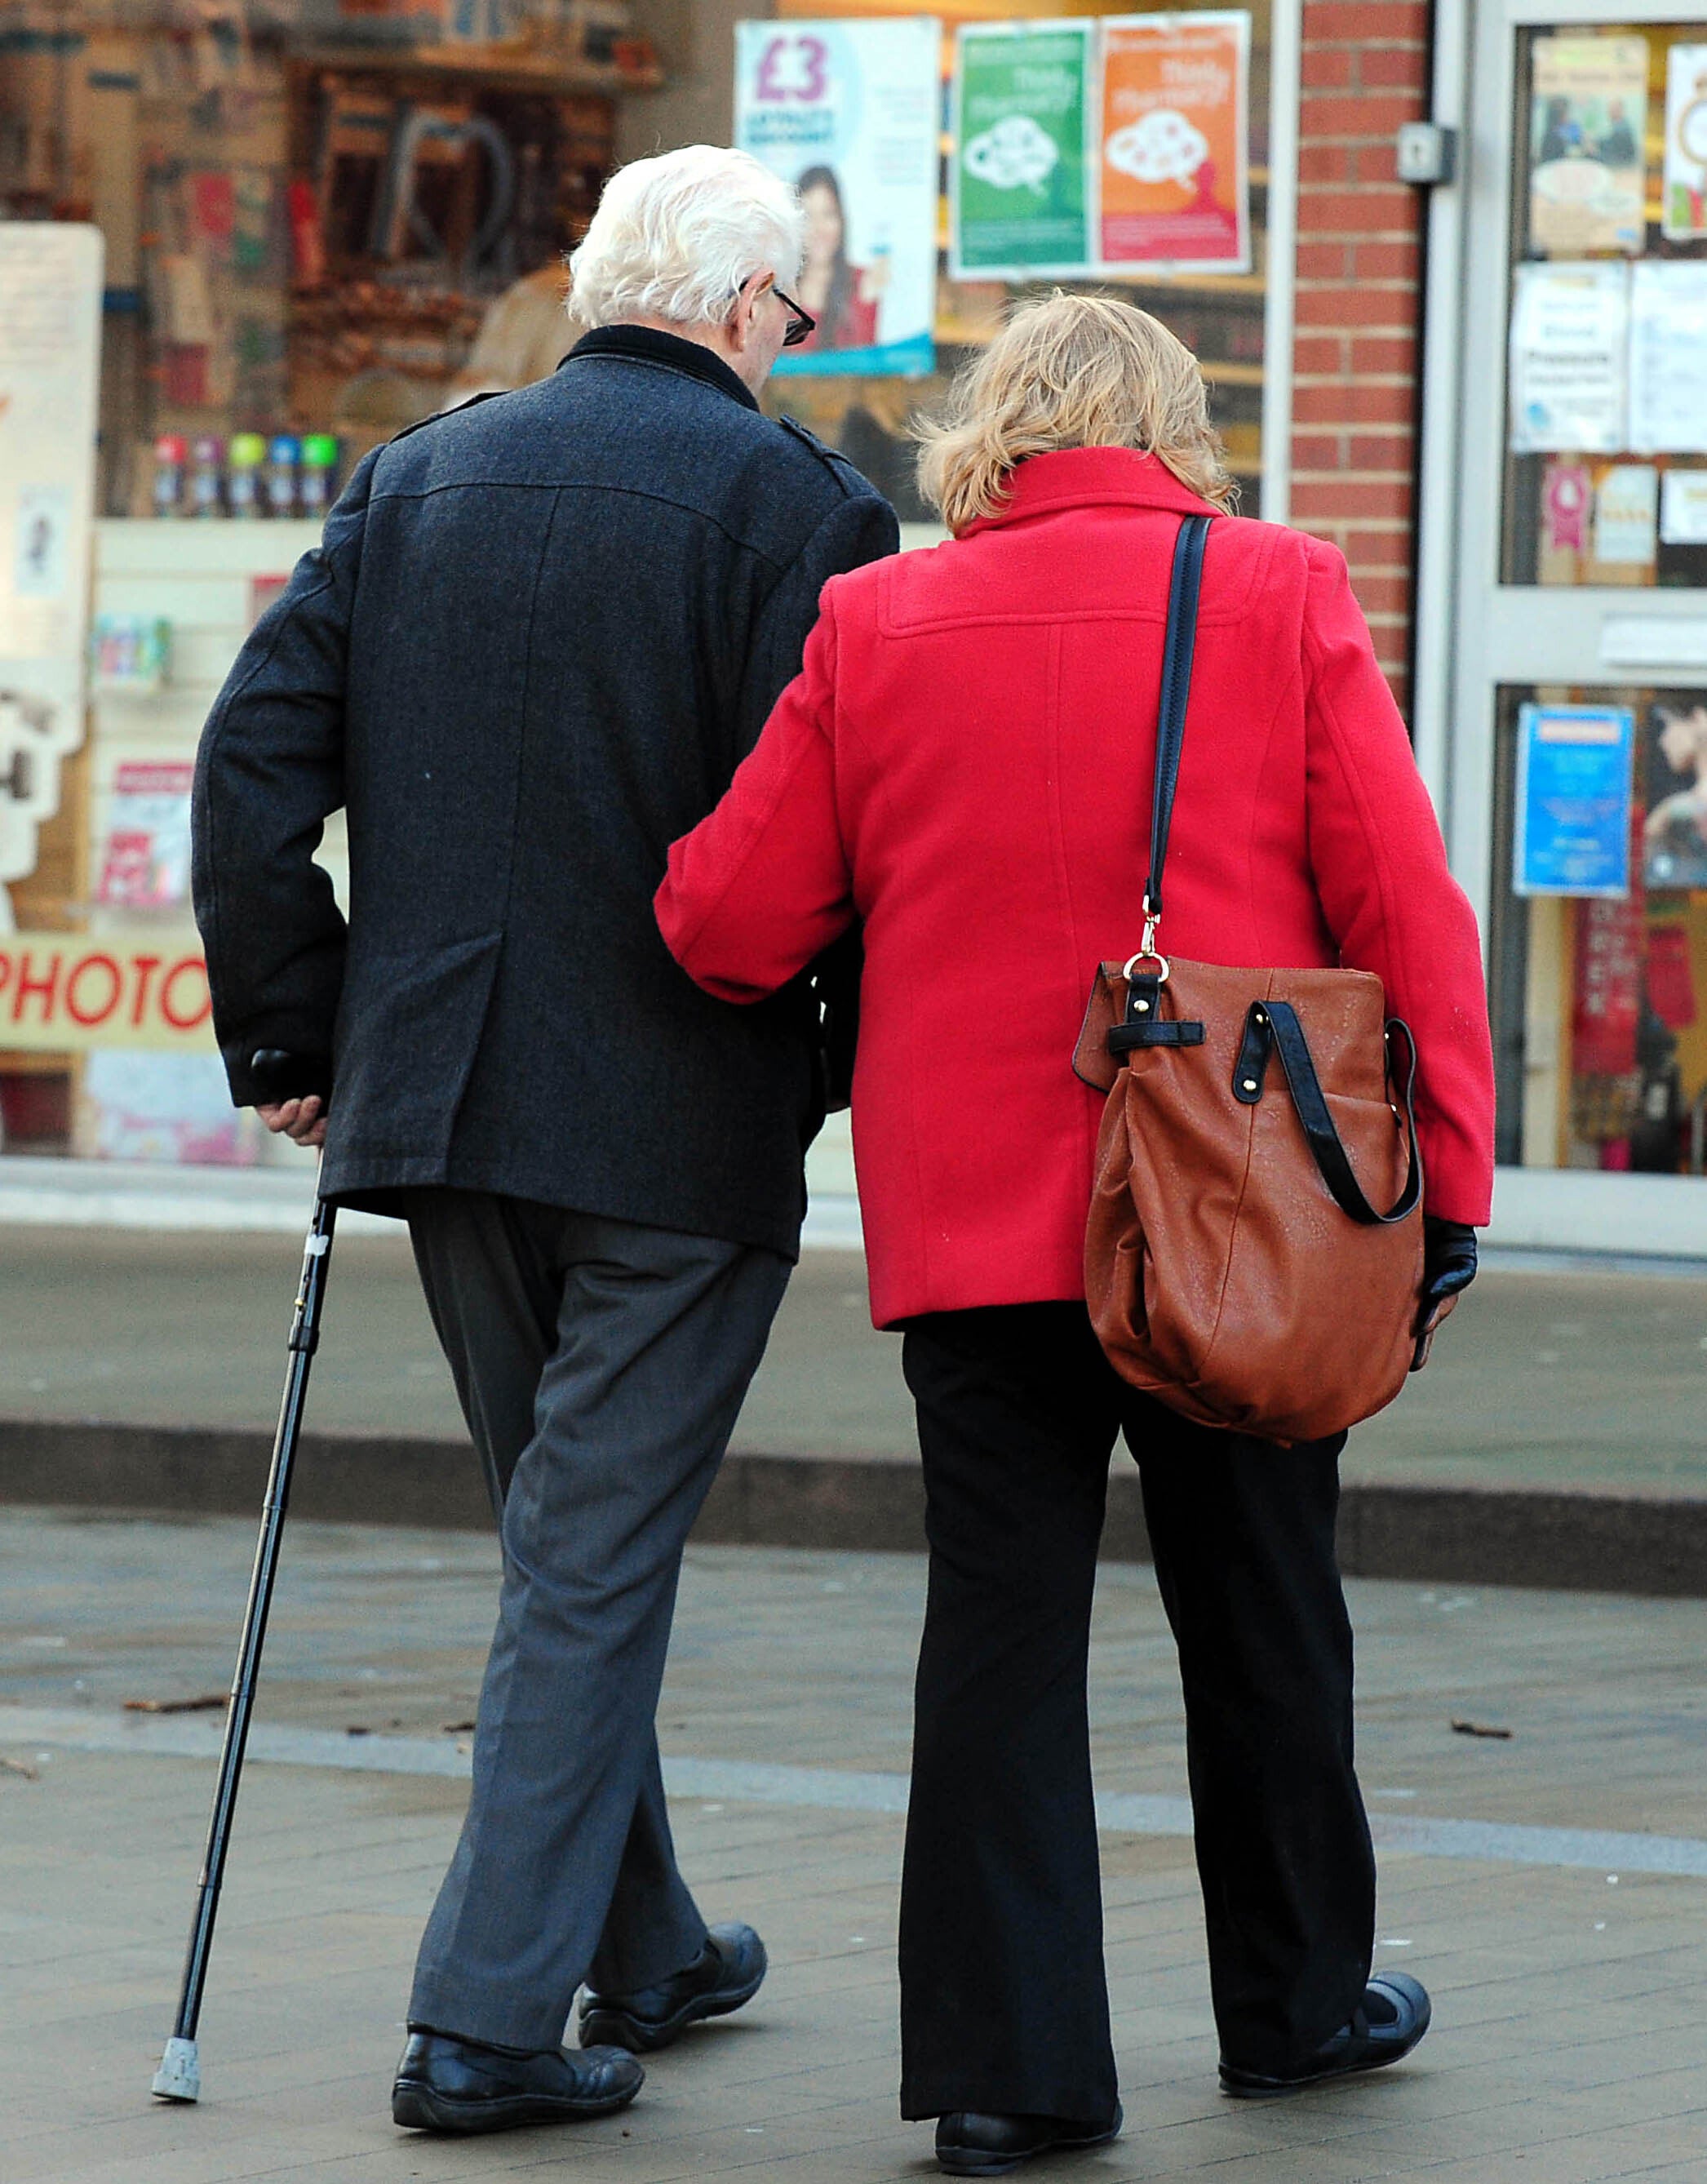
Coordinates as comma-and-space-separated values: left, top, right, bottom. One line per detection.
1144, 514, 1212, 921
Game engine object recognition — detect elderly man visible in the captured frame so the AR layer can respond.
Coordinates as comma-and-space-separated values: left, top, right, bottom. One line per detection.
192, 145, 897, 2134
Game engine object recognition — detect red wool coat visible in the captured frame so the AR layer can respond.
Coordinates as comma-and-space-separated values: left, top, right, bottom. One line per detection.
657, 447, 1496, 1328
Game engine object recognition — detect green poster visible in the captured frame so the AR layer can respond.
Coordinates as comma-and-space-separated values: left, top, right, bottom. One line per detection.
953, 24, 1093, 277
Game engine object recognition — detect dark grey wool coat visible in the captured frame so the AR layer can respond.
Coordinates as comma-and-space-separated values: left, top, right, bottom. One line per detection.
192, 326, 898, 1257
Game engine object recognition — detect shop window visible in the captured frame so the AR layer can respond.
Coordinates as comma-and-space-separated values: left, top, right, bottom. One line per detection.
760, 0, 1275, 523
0, 5, 659, 513
1490, 682, 1707, 1176
1503, 22, 1707, 588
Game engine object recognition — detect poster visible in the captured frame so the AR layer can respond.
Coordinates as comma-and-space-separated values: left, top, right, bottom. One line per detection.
1514, 702, 1635, 899
0, 224, 103, 933
1097, 13, 1249, 273
1527, 34, 1648, 257
1628, 261, 1707, 454
735, 18, 940, 378
952, 22, 1094, 279
1572, 885, 1643, 1081
95, 761, 195, 910
1593, 464, 1658, 566
1662, 42, 1707, 242
1508, 261, 1628, 455
1643, 692, 1707, 891
1660, 470, 1707, 545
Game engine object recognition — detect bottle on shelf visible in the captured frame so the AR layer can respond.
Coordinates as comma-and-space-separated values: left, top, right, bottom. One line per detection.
299, 434, 340, 517
152, 434, 188, 519
189, 435, 226, 519
264, 434, 299, 519
228, 433, 266, 518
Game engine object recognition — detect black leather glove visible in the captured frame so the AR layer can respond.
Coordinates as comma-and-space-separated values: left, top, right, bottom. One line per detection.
1422, 1217, 1478, 1311
1412, 1216, 1476, 1368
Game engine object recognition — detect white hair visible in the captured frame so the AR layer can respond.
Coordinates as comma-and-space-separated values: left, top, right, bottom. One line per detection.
567, 146, 805, 331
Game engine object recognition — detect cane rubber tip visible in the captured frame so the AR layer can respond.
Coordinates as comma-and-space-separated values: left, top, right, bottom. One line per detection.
152, 2036, 201, 2102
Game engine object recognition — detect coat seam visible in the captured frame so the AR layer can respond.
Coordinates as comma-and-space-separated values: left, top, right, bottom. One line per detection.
370, 475, 800, 574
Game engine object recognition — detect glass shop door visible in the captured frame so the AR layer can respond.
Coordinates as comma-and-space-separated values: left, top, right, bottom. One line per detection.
1448, 0, 1707, 1241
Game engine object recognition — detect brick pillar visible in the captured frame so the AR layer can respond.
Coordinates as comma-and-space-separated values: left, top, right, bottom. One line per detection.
1290, 0, 1430, 712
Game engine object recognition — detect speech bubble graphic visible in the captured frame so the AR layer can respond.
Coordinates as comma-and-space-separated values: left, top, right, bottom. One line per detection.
964, 114, 1060, 194
1106, 108, 1208, 186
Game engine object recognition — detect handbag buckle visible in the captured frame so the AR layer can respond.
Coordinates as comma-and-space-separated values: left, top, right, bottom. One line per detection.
1124, 903, 1168, 988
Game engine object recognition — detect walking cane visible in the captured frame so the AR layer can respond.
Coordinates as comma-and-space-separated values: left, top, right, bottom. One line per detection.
153, 1072, 336, 2104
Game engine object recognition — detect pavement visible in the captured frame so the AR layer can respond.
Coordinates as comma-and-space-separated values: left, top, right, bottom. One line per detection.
4, 1511, 1706, 2182
2, 1223, 1707, 1592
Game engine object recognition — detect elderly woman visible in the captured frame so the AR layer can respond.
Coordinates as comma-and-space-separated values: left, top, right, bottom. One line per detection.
658, 295, 1495, 2172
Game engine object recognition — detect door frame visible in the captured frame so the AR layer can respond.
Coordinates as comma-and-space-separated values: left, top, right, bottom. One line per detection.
1413, 0, 1707, 1253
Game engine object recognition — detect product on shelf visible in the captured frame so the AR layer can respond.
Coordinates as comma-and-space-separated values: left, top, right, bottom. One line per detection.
299, 433, 340, 514
264, 433, 299, 518
228, 432, 266, 517
152, 434, 188, 519
189, 435, 226, 519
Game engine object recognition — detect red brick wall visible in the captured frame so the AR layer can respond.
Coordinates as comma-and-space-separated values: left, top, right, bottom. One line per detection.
1290, 0, 1431, 711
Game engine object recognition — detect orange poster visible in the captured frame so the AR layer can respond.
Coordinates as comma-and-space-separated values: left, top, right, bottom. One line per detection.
1098, 12, 1249, 273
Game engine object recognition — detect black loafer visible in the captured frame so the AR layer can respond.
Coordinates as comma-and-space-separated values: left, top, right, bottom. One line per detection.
579, 1920, 768, 2053
392, 2026, 643, 2134
1219, 1970, 1432, 2098
935, 2104, 1124, 2177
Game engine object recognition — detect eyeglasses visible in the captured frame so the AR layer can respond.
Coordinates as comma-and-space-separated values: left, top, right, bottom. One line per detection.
773, 286, 817, 348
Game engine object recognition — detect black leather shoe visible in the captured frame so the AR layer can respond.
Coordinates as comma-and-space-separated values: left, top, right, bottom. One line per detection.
1219, 1970, 1432, 2098
935, 2104, 1124, 2177
392, 2027, 643, 2134
579, 1920, 768, 2053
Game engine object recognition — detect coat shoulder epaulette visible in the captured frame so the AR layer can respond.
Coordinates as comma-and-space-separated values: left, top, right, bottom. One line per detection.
778, 412, 866, 499
384, 388, 509, 451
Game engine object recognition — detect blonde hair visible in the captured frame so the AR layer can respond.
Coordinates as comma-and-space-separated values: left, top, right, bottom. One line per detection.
568, 145, 804, 331
917, 293, 1235, 534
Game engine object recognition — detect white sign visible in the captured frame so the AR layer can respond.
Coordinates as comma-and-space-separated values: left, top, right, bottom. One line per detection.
735, 18, 940, 379
1629, 260, 1707, 454
0, 224, 103, 934
1509, 261, 1628, 455
1660, 469, 1707, 545
1594, 464, 1658, 565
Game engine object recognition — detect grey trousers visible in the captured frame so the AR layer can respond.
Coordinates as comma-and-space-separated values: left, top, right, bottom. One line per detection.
401, 1187, 791, 2050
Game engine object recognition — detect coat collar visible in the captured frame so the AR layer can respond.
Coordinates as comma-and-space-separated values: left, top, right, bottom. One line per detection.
960, 446, 1221, 535
564, 325, 760, 413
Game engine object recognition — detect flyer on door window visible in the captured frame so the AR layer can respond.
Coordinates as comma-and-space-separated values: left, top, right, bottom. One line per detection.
1527, 33, 1648, 257
952, 20, 1095, 279
1508, 261, 1629, 455
1629, 261, 1707, 453
1514, 703, 1636, 899
1097, 13, 1249, 274
735, 18, 941, 378
1663, 42, 1707, 242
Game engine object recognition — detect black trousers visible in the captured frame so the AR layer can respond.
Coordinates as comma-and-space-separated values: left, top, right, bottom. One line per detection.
898, 1303, 1376, 2124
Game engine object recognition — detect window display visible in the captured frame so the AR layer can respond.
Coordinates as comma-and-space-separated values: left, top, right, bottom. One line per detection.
0, 2, 659, 519
0, 0, 1275, 1161
772, 0, 1275, 522
1492, 683, 1707, 1177
1504, 22, 1707, 589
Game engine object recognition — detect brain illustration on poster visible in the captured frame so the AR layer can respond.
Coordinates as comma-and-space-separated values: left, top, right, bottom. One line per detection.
964, 114, 1061, 195
1106, 109, 1210, 187
735, 19, 940, 378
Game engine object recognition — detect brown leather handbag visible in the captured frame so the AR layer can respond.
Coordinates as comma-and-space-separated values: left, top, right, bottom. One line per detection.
1075, 515, 1434, 1445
